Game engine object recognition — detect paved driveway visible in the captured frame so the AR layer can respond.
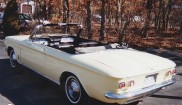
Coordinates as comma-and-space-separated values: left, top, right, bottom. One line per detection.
0, 39, 182, 105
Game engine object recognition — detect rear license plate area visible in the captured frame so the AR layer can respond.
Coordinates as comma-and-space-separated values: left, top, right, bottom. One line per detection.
144, 73, 158, 87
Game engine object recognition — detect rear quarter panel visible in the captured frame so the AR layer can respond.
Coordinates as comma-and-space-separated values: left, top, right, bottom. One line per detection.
42, 47, 120, 102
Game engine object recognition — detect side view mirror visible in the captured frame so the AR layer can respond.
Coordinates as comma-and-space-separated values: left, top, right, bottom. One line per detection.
115, 42, 128, 49
120, 42, 128, 49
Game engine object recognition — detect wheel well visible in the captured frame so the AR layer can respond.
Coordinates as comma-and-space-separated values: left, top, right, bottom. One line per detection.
7, 47, 13, 56
59, 71, 89, 97
59, 72, 75, 85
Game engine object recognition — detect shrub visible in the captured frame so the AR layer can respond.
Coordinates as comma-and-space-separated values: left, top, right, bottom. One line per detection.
2, 0, 20, 36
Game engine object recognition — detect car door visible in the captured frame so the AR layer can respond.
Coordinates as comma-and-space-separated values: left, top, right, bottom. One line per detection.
19, 39, 45, 72
42, 46, 71, 83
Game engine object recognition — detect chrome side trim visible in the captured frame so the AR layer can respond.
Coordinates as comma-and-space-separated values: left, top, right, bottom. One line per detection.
105, 78, 176, 103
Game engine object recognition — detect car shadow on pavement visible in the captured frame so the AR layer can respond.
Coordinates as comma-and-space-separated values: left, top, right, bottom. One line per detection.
0, 59, 68, 105
0, 59, 121, 105
0, 35, 5, 40
177, 73, 182, 76
151, 95, 182, 100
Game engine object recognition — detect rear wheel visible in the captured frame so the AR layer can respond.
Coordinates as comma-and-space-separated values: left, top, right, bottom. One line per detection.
64, 75, 88, 105
9, 49, 19, 69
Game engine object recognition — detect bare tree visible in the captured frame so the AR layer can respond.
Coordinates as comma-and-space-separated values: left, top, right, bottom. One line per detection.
141, 0, 153, 38
86, 0, 93, 39
100, 0, 106, 41
165, 0, 173, 31
115, 0, 126, 42
63, 0, 69, 23
180, 19, 182, 34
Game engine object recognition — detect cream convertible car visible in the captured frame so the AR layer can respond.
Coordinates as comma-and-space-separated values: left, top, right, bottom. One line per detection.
5, 23, 176, 105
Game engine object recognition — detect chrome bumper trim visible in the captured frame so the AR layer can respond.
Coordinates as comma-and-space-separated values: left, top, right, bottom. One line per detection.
105, 78, 176, 103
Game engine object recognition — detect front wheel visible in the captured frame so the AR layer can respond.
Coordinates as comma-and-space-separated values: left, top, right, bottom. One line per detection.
9, 50, 19, 69
64, 75, 88, 105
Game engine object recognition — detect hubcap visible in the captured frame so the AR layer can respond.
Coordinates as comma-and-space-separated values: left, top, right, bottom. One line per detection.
10, 50, 17, 68
65, 76, 81, 104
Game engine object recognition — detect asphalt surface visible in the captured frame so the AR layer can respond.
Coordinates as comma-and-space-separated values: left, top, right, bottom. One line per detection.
0, 39, 182, 105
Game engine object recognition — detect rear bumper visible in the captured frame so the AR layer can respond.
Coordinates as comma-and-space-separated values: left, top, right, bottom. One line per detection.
105, 78, 176, 104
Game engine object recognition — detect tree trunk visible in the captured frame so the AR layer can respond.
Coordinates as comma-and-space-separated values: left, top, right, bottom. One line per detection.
180, 20, 182, 35
165, 0, 172, 31
115, 0, 121, 33
100, 0, 106, 41
47, 0, 53, 20
42, 0, 47, 20
157, 0, 163, 33
142, 18, 150, 38
142, 0, 152, 38
115, 0, 125, 41
63, 0, 69, 23
108, 1, 112, 28
154, 2, 158, 32
119, 20, 129, 42
161, 1, 166, 32
119, 0, 125, 42
86, 0, 92, 39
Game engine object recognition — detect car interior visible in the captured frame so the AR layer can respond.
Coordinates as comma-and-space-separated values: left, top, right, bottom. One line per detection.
30, 24, 120, 54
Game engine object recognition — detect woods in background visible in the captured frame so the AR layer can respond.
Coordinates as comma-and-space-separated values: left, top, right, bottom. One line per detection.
2, 0, 182, 42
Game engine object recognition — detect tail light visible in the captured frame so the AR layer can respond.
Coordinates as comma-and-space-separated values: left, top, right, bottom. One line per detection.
171, 69, 176, 75
166, 69, 176, 77
129, 80, 135, 87
119, 80, 135, 89
168, 69, 176, 76
119, 82, 125, 89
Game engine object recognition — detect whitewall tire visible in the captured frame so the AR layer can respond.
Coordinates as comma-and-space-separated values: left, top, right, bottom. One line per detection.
64, 75, 88, 105
9, 50, 19, 69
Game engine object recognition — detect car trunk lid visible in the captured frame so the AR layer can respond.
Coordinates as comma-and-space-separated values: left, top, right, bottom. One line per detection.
82, 49, 175, 78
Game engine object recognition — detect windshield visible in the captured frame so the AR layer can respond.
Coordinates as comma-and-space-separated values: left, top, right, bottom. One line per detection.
36, 25, 63, 35
32, 24, 80, 37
